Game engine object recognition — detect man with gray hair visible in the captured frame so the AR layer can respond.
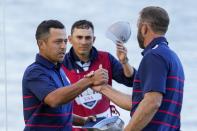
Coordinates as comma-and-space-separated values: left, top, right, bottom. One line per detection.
92, 6, 185, 131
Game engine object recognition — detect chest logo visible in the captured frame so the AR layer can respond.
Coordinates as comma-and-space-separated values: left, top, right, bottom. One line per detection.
75, 88, 102, 109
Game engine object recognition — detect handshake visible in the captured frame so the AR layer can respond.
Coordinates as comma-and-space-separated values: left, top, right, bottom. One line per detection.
84, 64, 110, 93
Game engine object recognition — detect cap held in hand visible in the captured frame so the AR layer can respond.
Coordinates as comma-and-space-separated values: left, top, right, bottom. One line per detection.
106, 21, 131, 44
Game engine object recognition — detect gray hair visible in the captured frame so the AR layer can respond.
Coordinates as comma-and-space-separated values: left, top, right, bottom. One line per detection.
140, 6, 169, 34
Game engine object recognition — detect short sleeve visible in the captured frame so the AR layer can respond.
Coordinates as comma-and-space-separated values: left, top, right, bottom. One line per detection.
140, 53, 168, 94
24, 68, 56, 101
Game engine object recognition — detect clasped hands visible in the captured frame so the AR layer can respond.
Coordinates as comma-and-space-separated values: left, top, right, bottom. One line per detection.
85, 64, 109, 93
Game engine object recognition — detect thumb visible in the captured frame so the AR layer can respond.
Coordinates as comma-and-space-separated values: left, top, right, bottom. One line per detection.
91, 116, 97, 122
99, 64, 103, 69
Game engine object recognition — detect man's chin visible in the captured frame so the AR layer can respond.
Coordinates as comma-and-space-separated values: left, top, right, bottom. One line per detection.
57, 57, 65, 63
139, 45, 145, 49
138, 42, 145, 49
79, 51, 89, 56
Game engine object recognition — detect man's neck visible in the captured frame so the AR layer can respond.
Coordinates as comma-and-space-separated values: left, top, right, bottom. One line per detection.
39, 52, 57, 65
144, 34, 163, 48
77, 54, 90, 63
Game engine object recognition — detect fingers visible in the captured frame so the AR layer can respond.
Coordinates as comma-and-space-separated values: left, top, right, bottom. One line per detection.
85, 116, 96, 124
98, 71, 108, 84
116, 41, 123, 45
95, 65, 108, 76
89, 116, 96, 122
99, 64, 108, 76
116, 43, 127, 53
92, 66, 109, 85
99, 64, 102, 69
116, 42, 128, 64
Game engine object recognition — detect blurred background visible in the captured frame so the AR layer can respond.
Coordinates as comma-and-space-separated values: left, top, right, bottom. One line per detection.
0, 0, 197, 130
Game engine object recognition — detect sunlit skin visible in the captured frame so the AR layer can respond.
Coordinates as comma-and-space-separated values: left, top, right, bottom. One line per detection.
38, 28, 67, 65
68, 28, 95, 62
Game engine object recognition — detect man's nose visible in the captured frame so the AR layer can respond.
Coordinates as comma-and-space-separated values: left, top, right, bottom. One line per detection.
61, 41, 66, 48
80, 38, 88, 45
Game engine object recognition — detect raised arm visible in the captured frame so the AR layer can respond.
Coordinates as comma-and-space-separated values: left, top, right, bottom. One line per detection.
116, 42, 134, 77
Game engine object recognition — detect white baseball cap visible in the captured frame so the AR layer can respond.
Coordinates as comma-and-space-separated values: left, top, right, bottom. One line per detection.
106, 21, 131, 44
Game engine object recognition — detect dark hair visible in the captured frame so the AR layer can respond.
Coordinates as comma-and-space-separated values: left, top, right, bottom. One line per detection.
71, 20, 94, 34
35, 20, 65, 41
140, 6, 169, 34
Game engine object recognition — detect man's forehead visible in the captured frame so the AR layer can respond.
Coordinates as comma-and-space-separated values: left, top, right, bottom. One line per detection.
49, 28, 66, 36
49, 28, 66, 33
72, 28, 93, 36
47, 28, 66, 40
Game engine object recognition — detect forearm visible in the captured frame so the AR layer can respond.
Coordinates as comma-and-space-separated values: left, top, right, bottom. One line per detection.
45, 77, 92, 107
100, 85, 132, 110
115, 43, 134, 77
122, 62, 134, 77
125, 92, 162, 131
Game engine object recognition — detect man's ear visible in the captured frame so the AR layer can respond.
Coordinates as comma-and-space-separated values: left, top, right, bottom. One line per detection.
37, 40, 45, 49
141, 24, 148, 36
93, 36, 96, 44
68, 35, 72, 45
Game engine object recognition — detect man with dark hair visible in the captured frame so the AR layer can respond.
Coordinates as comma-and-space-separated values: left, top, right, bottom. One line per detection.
92, 6, 185, 131
22, 20, 109, 131
62, 20, 135, 130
